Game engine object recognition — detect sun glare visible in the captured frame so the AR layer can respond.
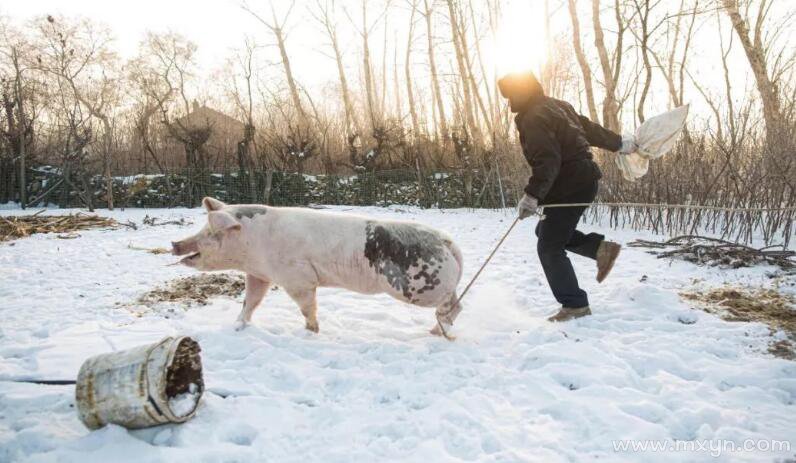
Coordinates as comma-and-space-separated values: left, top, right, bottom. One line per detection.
489, 1, 548, 79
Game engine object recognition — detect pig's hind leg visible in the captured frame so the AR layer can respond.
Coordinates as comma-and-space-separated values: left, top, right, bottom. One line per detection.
285, 287, 319, 333
430, 292, 463, 340
234, 274, 271, 331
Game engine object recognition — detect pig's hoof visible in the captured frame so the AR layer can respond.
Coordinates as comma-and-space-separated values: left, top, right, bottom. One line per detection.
233, 320, 248, 331
305, 321, 319, 333
430, 324, 455, 341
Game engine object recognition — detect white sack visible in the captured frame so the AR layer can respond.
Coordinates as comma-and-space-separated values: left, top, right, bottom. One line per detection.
616, 104, 689, 181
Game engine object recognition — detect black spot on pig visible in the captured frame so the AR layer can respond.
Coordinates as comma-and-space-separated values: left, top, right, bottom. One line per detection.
364, 221, 447, 300
233, 206, 268, 220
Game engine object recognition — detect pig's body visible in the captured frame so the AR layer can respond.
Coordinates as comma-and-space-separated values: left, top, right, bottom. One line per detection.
232, 205, 462, 306
172, 198, 464, 338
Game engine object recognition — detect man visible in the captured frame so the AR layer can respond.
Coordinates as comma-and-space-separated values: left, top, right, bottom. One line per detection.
498, 71, 637, 322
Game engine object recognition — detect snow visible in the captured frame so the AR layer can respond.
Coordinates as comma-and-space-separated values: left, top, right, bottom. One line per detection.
31, 166, 62, 176
168, 383, 200, 418
0, 202, 23, 211
0, 206, 794, 462
118, 174, 164, 185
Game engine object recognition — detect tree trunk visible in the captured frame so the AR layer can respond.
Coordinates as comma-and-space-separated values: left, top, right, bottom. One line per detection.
325, 16, 361, 139
540, 0, 554, 94
678, 0, 698, 108
362, 2, 378, 131
405, 3, 421, 136
393, 34, 403, 119
12, 48, 27, 208
274, 26, 307, 127
721, 0, 782, 141
245, 4, 308, 127
456, 1, 492, 135
100, 117, 114, 210
567, 0, 600, 123
649, 0, 698, 109
423, 0, 448, 140
446, 0, 481, 140
469, 0, 495, 130
592, 0, 621, 131
263, 169, 273, 204
634, 0, 653, 123
381, 23, 389, 118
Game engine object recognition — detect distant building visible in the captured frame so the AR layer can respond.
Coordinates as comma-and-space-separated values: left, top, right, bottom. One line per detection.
164, 101, 246, 169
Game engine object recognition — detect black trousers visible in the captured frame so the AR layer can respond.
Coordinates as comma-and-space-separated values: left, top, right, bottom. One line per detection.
534, 181, 603, 308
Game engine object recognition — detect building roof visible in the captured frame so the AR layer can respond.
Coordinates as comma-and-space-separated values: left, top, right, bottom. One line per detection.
177, 102, 246, 132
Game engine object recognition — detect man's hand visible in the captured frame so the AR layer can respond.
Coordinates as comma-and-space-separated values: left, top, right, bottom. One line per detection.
619, 133, 638, 155
517, 194, 539, 220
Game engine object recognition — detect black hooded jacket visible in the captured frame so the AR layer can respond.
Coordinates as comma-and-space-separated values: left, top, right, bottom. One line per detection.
515, 95, 622, 204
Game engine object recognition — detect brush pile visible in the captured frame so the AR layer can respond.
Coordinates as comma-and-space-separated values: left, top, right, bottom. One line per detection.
629, 235, 795, 271
0, 212, 118, 242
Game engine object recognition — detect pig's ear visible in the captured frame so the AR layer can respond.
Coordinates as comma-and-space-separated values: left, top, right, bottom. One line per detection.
208, 211, 241, 233
203, 197, 226, 212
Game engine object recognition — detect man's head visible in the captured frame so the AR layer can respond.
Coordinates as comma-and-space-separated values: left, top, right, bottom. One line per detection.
498, 72, 543, 113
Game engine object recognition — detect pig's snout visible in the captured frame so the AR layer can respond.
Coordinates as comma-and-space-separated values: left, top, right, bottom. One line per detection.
172, 239, 198, 256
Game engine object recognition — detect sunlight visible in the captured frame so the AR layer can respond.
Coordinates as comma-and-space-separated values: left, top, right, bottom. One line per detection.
488, 0, 548, 79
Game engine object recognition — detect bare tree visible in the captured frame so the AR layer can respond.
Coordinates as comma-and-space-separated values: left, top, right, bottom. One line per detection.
243, 1, 308, 128
405, 0, 421, 136
227, 38, 259, 201
591, 0, 626, 131
0, 19, 35, 207
311, 0, 363, 142
35, 15, 119, 209
630, 0, 656, 122
649, 0, 699, 108
130, 32, 214, 204
421, 0, 449, 139
446, 0, 481, 140
720, 0, 784, 142
344, 0, 389, 133
567, 0, 600, 122
392, 30, 403, 119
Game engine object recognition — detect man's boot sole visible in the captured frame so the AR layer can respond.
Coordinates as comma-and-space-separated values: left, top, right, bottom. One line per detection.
597, 244, 621, 283
547, 307, 592, 322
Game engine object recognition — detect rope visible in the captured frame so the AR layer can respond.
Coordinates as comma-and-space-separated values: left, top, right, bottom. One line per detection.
454, 217, 521, 308
3, 378, 76, 385
434, 216, 520, 340
541, 202, 796, 212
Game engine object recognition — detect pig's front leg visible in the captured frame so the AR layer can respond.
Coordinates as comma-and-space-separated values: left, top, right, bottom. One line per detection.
234, 274, 270, 331
285, 287, 319, 333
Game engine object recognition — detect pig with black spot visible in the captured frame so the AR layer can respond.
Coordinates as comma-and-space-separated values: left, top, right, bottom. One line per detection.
172, 198, 464, 338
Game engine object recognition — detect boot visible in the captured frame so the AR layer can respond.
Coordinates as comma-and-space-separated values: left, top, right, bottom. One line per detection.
547, 306, 592, 322
596, 241, 621, 283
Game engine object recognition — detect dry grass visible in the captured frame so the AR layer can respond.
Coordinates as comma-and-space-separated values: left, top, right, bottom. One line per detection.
0, 212, 118, 243
127, 244, 171, 254
682, 286, 796, 359
137, 273, 245, 307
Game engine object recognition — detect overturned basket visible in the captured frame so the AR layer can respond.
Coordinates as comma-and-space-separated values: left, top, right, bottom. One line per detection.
75, 336, 204, 430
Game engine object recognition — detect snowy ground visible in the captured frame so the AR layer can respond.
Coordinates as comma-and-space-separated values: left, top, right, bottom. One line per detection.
0, 205, 794, 463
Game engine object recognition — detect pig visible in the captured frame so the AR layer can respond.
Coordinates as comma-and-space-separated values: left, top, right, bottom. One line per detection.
171, 197, 464, 338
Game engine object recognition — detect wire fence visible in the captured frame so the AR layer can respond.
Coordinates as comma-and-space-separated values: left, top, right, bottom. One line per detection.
5, 166, 517, 211
3, 164, 794, 248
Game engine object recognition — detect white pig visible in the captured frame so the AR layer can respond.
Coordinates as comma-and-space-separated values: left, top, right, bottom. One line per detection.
172, 198, 464, 338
